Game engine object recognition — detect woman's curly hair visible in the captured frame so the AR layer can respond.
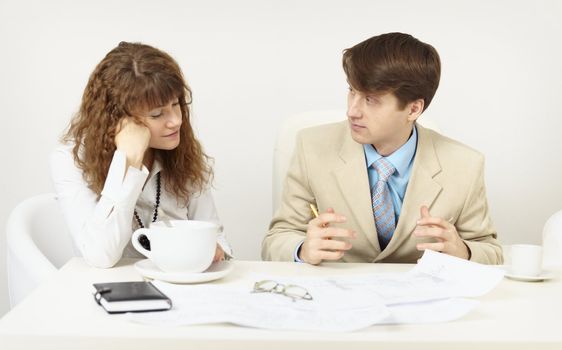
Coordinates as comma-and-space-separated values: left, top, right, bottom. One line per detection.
62, 41, 212, 201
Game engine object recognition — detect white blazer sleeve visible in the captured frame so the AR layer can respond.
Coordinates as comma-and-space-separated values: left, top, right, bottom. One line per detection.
187, 188, 233, 257
49, 145, 148, 268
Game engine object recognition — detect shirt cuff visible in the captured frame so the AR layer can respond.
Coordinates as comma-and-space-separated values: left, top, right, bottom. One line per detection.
294, 240, 305, 263
100, 150, 149, 205
217, 234, 233, 258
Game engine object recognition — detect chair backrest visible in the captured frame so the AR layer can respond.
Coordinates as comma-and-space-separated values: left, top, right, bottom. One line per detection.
6, 193, 75, 308
272, 110, 441, 212
542, 209, 562, 268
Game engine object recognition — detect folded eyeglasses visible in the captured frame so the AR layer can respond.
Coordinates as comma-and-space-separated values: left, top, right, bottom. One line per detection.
252, 280, 313, 302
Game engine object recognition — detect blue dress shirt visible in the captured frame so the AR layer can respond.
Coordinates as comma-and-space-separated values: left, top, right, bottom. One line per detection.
364, 126, 418, 221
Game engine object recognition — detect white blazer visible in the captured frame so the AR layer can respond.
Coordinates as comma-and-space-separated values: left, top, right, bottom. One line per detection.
50, 144, 232, 268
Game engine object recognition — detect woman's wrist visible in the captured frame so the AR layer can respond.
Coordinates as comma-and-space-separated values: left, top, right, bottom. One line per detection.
118, 148, 144, 170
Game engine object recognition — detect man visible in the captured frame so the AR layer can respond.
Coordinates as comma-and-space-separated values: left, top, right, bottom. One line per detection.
262, 32, 503, 265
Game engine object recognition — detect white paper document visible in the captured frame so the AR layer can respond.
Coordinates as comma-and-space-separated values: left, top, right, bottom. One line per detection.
130, 281, 389, 332
129, 250, 504, 331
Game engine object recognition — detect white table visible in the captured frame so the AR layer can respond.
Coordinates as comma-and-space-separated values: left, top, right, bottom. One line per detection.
0, 258, 561, 350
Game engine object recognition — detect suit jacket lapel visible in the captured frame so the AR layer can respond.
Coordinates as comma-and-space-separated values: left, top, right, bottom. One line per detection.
333, 124, 381, 254
375, 124, 443, 261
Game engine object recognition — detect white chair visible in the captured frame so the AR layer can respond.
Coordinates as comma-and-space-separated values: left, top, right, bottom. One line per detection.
542, 209, 562, 268
272, 110, 441, 212
6, 193, 76, 308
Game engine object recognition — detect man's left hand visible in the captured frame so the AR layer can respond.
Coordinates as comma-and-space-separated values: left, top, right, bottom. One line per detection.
413, 205, 470, 260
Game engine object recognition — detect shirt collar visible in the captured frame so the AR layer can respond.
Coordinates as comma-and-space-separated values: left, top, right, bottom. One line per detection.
363, 125, 418, 177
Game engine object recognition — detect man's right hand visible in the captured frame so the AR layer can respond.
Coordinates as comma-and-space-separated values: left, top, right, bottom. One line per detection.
114, 117, 151, 169
299, 208, 356, 265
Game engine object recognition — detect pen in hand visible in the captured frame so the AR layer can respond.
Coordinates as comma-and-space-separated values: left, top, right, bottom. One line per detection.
309, 203, 320, 220
303, 203, 355, 264
310, 203, 336, 239
309, 203, 330, 228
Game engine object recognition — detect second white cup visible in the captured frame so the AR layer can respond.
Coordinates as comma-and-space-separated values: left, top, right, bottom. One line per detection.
510, 244, 543, 277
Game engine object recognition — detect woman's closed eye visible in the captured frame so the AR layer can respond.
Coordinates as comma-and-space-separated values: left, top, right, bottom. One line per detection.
149, 107, 164, 118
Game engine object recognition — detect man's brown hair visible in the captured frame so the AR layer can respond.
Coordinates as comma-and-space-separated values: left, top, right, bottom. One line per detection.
343, 32, 441, 111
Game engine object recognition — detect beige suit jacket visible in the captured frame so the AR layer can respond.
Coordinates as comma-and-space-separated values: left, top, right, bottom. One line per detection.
262, 121, 503, 264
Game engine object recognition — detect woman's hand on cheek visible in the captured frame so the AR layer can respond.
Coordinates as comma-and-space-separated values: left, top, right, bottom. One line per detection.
115, 117, 151, 168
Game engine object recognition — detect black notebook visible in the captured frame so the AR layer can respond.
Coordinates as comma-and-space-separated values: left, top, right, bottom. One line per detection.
92, 281, 172, 314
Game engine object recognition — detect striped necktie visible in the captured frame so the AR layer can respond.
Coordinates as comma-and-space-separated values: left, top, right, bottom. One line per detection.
371, 158, 396, 250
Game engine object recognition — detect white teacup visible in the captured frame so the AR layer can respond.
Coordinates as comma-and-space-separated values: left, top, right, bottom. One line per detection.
510, 244, 543, 277
132, 220, 219, 273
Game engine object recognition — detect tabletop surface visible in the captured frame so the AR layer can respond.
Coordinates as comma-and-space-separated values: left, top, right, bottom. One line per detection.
1, 258, 561, 350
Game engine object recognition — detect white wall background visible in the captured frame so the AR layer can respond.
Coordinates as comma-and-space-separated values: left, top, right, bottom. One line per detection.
1, 0, 561, 316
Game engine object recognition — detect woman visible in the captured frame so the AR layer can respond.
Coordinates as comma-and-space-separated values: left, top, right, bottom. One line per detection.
50, 42, 231, 268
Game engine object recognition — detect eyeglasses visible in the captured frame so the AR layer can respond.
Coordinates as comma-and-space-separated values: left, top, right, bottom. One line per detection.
252, 280, 313, 302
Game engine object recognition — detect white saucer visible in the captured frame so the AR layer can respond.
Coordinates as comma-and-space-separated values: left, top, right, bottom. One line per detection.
134, 259, 234, 284
504, 269, 555, 282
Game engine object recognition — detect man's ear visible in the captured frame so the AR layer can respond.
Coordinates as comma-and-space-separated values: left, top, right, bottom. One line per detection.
406, 99, 425, 122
